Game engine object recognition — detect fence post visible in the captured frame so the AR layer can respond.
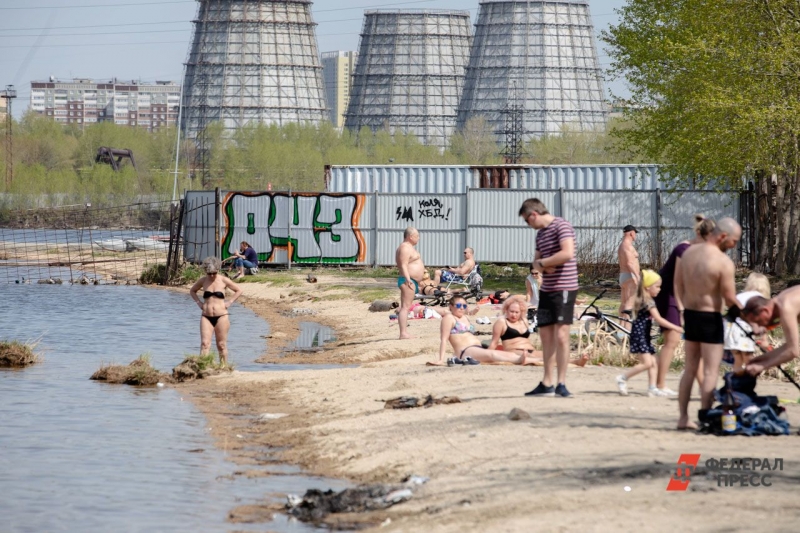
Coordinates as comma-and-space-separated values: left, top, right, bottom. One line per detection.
655, 188, 662, 264
287, 189, 292, 270
214, 187, 221, 259
372, 190, 378, 267
558, 187, 565, 218
464, 186, 470, 255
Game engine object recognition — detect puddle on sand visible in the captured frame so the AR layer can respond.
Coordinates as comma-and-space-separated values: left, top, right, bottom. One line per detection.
284, 322, 336, 353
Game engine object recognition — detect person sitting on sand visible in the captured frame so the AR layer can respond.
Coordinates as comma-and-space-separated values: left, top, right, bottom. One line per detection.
437, 296, 526, 367
189, 256, 243, 367
230, 241, 258, 280
488, 295, 542, 362
487, 295, 589, 367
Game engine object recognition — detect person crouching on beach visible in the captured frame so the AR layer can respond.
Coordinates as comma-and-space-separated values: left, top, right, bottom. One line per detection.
616, 270, 683, 397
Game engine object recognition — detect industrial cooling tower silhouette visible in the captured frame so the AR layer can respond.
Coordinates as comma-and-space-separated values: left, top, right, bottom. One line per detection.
182, 0, 328, 141
344, 10, 472, 149
456, 0, 608, 143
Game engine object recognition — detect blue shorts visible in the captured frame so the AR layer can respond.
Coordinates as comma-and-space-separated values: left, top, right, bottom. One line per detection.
440, 270, 464, 283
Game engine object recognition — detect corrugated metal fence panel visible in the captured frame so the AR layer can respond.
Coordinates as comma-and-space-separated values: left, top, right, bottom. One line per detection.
661, 191, 739, 228
565, 190, 654, 230
466, 189, 558, 264
329, 166, 476, 194
574, 228, 657, 265
217, 191, 373, 265
375, 193, 465, 266
183, 191, 217, 263
328, 164, 673, 193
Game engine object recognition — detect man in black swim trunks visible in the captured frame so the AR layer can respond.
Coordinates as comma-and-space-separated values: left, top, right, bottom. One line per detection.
675, 217, 742, 430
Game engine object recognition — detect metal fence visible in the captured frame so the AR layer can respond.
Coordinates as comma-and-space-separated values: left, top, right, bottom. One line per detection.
183, 187, 751, 269
0, 202, 174, 285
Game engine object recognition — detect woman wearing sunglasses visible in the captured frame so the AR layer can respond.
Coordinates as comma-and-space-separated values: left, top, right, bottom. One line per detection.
438, 296, 525, 366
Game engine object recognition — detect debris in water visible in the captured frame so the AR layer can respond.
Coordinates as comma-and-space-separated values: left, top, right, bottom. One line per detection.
286, 484, 414, 523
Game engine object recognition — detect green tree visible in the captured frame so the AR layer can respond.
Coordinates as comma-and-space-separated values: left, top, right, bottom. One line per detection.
603, 0, 800, 273
448, 116, 502, 164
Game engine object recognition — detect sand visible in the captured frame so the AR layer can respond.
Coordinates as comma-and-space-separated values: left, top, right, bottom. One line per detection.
177, 274, 800, 532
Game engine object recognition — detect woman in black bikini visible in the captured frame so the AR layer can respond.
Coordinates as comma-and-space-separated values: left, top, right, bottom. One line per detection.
489, 295, 589, 367
189, 257, 243, 367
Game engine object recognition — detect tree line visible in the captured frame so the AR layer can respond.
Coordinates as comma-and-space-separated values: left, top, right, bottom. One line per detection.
0, 112, 634, 210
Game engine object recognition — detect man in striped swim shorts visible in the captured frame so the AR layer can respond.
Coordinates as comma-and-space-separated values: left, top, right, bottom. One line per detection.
519, 198, 579, 398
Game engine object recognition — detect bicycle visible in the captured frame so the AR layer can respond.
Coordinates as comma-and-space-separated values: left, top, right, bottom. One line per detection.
578, 289, 631, 336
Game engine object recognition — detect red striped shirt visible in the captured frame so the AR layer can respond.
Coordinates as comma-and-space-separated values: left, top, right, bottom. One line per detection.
535, 217, 578, 292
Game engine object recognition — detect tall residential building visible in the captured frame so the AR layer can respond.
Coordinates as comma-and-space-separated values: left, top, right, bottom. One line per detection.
29, 78, 180, 130
0, 95, 6, 123
321, 51, 357, 129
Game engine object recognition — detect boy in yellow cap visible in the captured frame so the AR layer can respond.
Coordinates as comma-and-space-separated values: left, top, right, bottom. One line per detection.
616, 270, 685, 396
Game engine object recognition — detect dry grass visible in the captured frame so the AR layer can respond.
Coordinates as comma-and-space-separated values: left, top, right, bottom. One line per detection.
0, 340, 40, 367
91, 354, 167, 386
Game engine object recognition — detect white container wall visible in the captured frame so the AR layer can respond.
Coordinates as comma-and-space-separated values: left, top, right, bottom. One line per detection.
183, 187, 746, 267
326, 164, 670, 193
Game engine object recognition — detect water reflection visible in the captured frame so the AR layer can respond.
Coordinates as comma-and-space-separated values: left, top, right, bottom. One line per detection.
0, 285, 346, 532
286, 322, 336, 352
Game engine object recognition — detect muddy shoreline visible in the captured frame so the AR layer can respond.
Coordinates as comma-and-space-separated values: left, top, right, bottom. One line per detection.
169, 275, 800, 532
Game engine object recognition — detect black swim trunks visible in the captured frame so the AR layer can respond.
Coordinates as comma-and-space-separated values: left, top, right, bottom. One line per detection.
537, 290, 577, 327
683, 309, 724, 344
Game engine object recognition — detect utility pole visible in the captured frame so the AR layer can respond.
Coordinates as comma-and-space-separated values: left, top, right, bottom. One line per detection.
1, 85, 17, 189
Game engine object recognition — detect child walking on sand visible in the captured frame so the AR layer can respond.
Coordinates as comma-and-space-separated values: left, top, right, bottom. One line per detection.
616, 270, 684, 397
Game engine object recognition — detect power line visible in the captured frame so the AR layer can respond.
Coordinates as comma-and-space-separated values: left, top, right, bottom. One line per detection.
0, 20, 188, 32
0, 1, 193, 10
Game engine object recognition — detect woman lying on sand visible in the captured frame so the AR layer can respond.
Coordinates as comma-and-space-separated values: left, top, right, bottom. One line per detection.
437, 296, 525, 366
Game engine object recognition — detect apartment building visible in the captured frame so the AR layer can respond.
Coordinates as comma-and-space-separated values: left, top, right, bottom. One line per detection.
29, 78, 180, 131
0, 95, 6, 123
321, 51, 357, 129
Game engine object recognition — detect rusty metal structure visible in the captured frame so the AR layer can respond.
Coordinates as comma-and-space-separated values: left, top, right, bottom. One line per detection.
95, 147, 137, 172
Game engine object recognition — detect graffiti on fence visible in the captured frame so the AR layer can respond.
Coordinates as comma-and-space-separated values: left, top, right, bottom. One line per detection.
221, 192, 367, 264
394, 197, 452, 223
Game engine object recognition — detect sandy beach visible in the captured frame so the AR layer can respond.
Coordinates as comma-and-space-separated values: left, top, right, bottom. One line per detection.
178, 274, 800, 531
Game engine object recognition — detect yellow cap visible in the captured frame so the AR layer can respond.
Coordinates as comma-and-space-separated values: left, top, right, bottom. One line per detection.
642, 269, 661, 288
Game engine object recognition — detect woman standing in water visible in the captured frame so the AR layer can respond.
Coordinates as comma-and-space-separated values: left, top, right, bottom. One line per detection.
189, 257, 243, 367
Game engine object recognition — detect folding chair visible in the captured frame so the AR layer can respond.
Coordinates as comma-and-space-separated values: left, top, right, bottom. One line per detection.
441, 264, 483, 303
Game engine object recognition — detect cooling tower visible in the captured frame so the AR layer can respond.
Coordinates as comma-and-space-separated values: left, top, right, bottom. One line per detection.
182, 0, 327, 140
456, 0, 607, 142
344, 10, 472, 149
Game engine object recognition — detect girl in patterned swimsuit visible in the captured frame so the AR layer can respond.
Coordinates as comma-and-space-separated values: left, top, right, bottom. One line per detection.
616, 270, 684, 397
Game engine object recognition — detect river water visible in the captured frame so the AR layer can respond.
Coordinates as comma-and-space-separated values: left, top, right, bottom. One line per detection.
0, 284, 346, 532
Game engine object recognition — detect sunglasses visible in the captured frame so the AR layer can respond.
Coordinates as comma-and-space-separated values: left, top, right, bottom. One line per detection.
454, 303, 468, 309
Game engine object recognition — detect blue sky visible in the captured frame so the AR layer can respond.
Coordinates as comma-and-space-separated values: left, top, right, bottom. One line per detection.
0, 0, 627, 117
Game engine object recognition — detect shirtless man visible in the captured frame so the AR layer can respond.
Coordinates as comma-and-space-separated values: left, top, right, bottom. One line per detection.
675, 217, 742, 430
395, 227, 425, 340
434, 247, 475, 286
618, 225, 640, 319
742, 286, 800, 375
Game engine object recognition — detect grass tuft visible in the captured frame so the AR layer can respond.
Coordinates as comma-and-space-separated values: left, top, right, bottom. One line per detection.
0, 340, 41, 367
91, 354, 167, 386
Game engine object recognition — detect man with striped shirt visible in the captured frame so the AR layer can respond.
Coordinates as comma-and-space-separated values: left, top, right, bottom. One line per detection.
519, 198, 579, 398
